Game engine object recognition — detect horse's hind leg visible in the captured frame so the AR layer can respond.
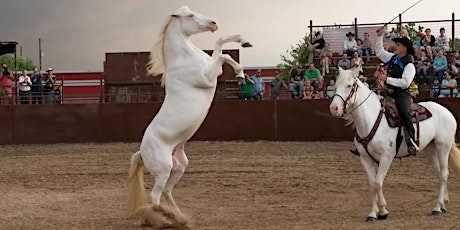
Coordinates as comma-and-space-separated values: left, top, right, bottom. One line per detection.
431, 141, 450, 215
163, 144, 189, 217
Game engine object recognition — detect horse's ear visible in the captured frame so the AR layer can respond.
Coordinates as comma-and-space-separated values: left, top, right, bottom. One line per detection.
338, 67, 344, 76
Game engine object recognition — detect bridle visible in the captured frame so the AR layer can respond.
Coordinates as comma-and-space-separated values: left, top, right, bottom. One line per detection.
332, 80, 359, 115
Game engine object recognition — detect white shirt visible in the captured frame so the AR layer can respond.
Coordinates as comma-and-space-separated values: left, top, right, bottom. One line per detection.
436, 35, 450, 47
18, 75, 32, 91
344, 39, 357, 50
375, 36, 416, 89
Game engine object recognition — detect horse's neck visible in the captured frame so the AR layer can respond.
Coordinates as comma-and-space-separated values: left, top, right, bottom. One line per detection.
351, 86, 383, 136
163, 20, 197, 60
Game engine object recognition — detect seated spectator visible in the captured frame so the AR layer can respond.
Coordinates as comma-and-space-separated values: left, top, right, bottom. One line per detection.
421, 28, 436, 60
315, 76, 326, 99
1, 63, 14, 104
303, 80, 315, 99
356, 39, 364, 57
414, 32, 423, 60
323, 42, 333, 63
432, 49, 448, 82
351, 51, 364, 75
371, 63, 386, 95
409, 80, 419, 99
430, 78, 441, 98
336, 54, 351, 79
238, 73, 254, 100
435, 27, 450, 53
307, 31, 325, 64
361, 32, 372, 63
270, 71, 288, 100
304, 63, 321, 88
343, 32, 358, 57
289, 66, 305, 99
416, 51, 431, 85
450, 50, 460, 74
383, 26, 396, 52
359, 75, 369, 88
439, 71, 458, 97
326, 79, 336, 99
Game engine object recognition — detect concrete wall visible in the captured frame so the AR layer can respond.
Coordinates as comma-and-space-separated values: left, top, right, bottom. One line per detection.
2, 99, 460, 145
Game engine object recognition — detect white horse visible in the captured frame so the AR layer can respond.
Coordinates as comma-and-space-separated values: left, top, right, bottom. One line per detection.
127, 6, 251, 219
329, 68, 460, 221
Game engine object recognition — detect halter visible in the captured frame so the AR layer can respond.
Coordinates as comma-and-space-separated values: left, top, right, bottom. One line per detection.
332, 80, 358, 114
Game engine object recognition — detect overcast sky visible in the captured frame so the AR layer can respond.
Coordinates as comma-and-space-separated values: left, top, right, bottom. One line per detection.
1, 0, 459, 72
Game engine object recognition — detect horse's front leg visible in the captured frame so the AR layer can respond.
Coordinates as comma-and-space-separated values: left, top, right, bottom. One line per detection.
212, 34, 251, 58
360, 155, 379, 222
373, 155, 393, 220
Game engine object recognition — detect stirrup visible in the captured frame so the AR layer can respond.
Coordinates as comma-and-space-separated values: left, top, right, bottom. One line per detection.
408, 139, 419, 155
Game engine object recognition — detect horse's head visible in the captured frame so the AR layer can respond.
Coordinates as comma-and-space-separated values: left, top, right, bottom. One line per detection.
171, 6, 218, 35
329, 67, 361, 117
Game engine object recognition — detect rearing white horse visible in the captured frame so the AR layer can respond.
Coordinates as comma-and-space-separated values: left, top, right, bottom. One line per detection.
127, 6, 251, 219
330, 68, 460, 221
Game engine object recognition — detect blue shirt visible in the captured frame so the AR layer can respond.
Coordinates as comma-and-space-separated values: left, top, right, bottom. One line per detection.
251, 76, 264, 94
433, 56, 447, 69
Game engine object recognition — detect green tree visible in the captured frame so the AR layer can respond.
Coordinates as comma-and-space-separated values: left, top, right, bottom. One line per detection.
0, 54, 36, 73
390, 23, 424, 42
277, 33, 311, 81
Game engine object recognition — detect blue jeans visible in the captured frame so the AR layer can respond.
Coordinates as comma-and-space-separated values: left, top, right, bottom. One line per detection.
362, 48, 371, 63
289, 82, 305, 98
432, 68, 446, 82
416, 68, 428, 84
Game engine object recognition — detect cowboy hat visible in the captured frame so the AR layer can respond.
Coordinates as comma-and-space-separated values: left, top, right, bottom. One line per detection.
46, 67, 53, 72
391, 36, 415, 56
345, 32, 355, 37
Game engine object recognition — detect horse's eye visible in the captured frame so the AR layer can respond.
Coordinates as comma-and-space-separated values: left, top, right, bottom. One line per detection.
347, 84, 352, 88
187, 14, 194, 18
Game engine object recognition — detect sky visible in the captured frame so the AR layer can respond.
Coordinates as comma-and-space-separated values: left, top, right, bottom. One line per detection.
1, 0, 459, 72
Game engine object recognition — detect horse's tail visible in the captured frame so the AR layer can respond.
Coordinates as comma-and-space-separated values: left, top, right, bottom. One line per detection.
127, 151, 146, 217
448, 142, 460, 178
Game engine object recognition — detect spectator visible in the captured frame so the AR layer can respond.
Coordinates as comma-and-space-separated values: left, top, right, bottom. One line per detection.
307, 31, 325, 64
414, 32, 423, 60
361, 32, 372, 63
432, 49, 448, 82
435, 27, 450, 53
315, 76, 326, 99
270, 71, 288, 100
238, 73, 254, 100
31, 66, 43, 104
0, 63, 14, 104
450, 50, 460, 74
351, 51, 364, 75
415, 50, 431, 85
320, 50, 330, 76
323, 42, 333, 63
18, 70, 32, 104
304, 63, 321, 88
326, 79, 335, 99
409, 80, 419, 99
289, 66, 305, 99
336, 54, 351, 79
382, 26, 396, 51
421, 28, 436, 60
251, 69, 264, 100
303, 80, 315, 99
343, 32, 358, 57
439, 71, 458, 97
430, 78, 441, 98
44, 68, 56, 104
359, 75, 369, 88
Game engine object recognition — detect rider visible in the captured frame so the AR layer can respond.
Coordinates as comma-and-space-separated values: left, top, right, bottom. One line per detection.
376, 27, 419, 155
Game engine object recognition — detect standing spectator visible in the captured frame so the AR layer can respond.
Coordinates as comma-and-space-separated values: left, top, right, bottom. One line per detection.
343, 32, 358, 57
0, 63, 14, 104
289, 66, 305, 99
435, 27, 450, 53
251, 69, 264, 100
421, 28, 436, 60
450, 50, 460, 74
336, 54, 351, 79
31, 66, 43, 104
415, 51, 431, 85
409, 80, 419, 99
238, 73, 254, 101
304, 63, 321, 88
430, 78, 441, 98
432, 49, 448, 82
307, 32, 325, 64
270, 71, 288, 100
439, 71, 458, 97
326, 79, 335, 99
361, 32, 372, 63
18, 70, 32, 104
44, 68, 56, 104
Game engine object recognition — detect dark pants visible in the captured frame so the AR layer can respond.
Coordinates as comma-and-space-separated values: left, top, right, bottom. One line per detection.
31, 90, 42, 104
390, 91, 416, 143
19, 90, 30, 104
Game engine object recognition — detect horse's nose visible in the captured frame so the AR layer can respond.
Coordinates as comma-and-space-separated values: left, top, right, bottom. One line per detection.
211, 20, 217, 25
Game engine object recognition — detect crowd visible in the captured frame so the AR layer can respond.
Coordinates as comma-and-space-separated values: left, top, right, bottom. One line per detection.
0, 65, 61, 105
237, 26, 460, 101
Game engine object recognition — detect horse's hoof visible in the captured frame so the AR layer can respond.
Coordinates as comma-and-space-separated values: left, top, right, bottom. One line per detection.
365, 216, 377, 222
441, 208, 447, 213
377, 214, 388, 220
432, 210, 443, 216
241, 42, 253, 48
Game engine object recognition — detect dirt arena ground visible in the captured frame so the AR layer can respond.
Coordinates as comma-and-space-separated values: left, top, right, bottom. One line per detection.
1, 141, 460, 230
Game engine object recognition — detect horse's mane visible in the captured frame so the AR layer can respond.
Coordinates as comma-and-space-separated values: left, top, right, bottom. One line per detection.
147, 16, 174, 87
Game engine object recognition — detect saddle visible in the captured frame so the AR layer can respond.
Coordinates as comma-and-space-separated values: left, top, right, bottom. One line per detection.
383, 97, 432, 128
